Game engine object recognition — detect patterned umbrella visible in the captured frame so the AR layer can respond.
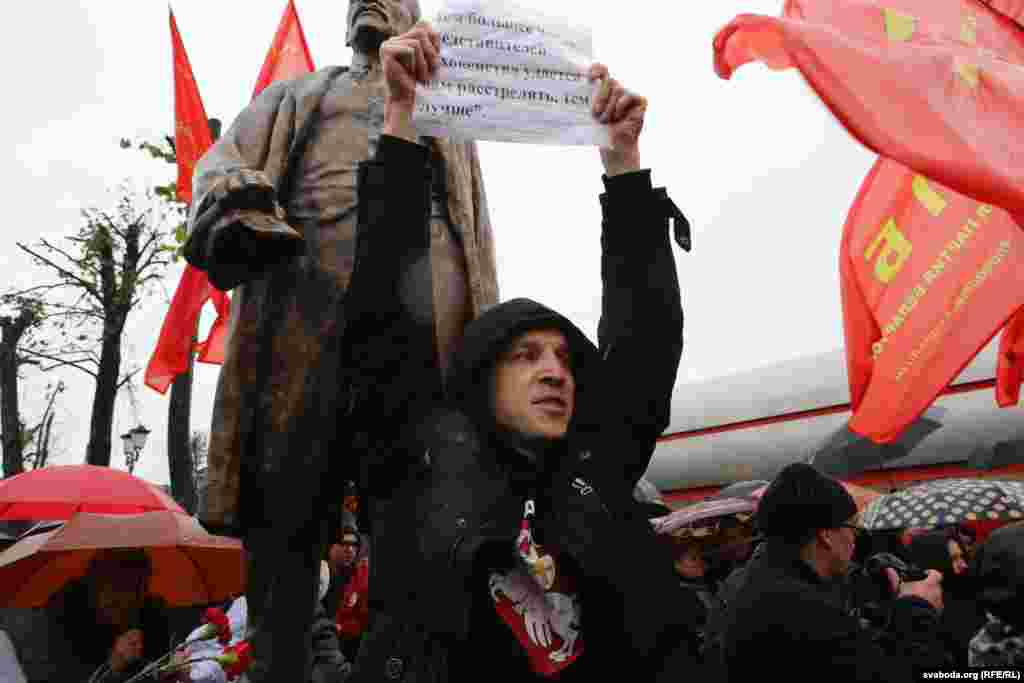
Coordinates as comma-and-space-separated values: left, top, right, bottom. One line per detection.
710, 480, 769, 501
650, 498, 756, 537
861, 479, 1024, 531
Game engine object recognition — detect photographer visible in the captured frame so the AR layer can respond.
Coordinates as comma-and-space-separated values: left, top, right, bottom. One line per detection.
718, 464, 949, 681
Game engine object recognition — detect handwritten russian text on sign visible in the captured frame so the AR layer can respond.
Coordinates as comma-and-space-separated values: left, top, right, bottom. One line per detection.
413, 0, 609, 146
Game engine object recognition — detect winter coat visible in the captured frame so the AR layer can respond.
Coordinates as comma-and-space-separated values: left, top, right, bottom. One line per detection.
340, 135, 697, 681
719, 540, 949, 681
969, 521, 1024, 667
182, 65, 498, 540
903, 530, 986, 667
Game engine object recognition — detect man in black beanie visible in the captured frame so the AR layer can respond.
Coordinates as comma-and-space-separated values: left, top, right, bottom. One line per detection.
718, 463, 949, 681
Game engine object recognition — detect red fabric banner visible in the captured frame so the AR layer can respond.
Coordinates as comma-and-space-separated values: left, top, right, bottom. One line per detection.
713, 0, 1024, 222
147, 11, 223, 395
252, 0, 316, 98
714, 0, 1024, 439
840, 159, 1024, 442
169, 9, 213, 205
146, 265, 229, 393
981, 0, 1024, 26
997, 308, 1024, 406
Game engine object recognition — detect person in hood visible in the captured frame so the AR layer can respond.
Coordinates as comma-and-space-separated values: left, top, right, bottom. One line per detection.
902, 527, 986, 667
338, 21, 697, 682
969, 522, 1024, 668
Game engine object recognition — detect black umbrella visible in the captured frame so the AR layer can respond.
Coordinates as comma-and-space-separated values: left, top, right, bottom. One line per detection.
808, 411, 944, 479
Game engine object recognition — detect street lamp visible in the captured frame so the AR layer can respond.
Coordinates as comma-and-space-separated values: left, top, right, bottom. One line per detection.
120, 425, 151, 474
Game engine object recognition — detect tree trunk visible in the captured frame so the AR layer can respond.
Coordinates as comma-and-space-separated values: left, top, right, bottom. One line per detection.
167, 350, 197, 513
0, 348, 21, 478
85, 320, 123, 467
37, 411, 54, 470
0, 310, 34, 478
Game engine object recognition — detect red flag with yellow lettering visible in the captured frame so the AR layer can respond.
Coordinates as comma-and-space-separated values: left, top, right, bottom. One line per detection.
840, 159, 1024, 442
169, 9, 213, 204
714, 0, 1024, 440
252, 0, 315, 98
713, 0, 1024, 222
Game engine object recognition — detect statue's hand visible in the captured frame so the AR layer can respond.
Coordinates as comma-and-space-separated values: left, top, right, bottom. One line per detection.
588, 64, 646, 177
214, 168, 279, 214
381, 22, 440, 141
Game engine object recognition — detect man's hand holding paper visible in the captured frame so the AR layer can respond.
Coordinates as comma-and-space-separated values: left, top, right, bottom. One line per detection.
409, 0, 613, 146
383, 22, 646, 176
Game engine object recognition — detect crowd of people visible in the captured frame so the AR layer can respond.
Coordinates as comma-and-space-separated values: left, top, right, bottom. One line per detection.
659, 464, 1024, 679
1, 2, 1022, 680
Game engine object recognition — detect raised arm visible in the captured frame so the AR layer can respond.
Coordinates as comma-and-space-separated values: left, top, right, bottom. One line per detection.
341, 24, 445, 492
589, 66, 685, 485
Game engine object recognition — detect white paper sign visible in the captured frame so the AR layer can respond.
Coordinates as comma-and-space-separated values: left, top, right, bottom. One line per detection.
413, 0, 610, 146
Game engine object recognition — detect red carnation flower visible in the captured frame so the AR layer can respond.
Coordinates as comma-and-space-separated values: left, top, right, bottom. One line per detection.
216, 640, 253, 681
203, 607, 232, 645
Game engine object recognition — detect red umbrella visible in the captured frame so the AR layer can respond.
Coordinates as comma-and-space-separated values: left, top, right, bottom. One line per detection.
0, 465, 185, 520
0, 510, 243, 607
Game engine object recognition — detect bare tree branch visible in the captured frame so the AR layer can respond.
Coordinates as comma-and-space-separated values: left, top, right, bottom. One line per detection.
22, 349, 99, 379
116, 368, 140, 390
16, 242, 101, 304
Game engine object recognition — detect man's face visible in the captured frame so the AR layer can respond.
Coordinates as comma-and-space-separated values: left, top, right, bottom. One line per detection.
492, 329, 576, 440
822, 518, 859, 578
674, 546, 706, 580
330, 535, 360, 569
346, 0, 418, 50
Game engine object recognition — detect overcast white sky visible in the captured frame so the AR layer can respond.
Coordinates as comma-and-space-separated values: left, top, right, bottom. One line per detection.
1, 0, 879, 485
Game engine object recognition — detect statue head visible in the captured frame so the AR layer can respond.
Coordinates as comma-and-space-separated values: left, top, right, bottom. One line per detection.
346, 0, 421, 53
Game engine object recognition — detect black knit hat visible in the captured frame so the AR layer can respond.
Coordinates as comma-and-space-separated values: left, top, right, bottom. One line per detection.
756, 463, 857, 541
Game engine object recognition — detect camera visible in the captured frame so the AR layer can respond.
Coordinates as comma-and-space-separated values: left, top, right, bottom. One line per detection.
846, 552, 928, 626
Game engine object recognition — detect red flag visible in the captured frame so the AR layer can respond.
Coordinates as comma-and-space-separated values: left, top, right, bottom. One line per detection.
252, 0, 316, 98
840, 158, 1024, 442
713, 0, 1024, 221
170, 9, 213, 205
147, 10, 227, 394
146, 266, 230, 393
981, 0, 1024, 26
194, 285, 230, 365
997, 308, 1024, 406
147, 3, 317, 394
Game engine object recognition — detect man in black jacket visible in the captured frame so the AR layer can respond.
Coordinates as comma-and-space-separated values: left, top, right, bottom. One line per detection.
340, 21, 698, 682
719, 463, 949, 682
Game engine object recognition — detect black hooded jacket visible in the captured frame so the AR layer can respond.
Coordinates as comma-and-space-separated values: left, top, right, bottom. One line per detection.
903, 530, 986, 667
342, 136, 697, 681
